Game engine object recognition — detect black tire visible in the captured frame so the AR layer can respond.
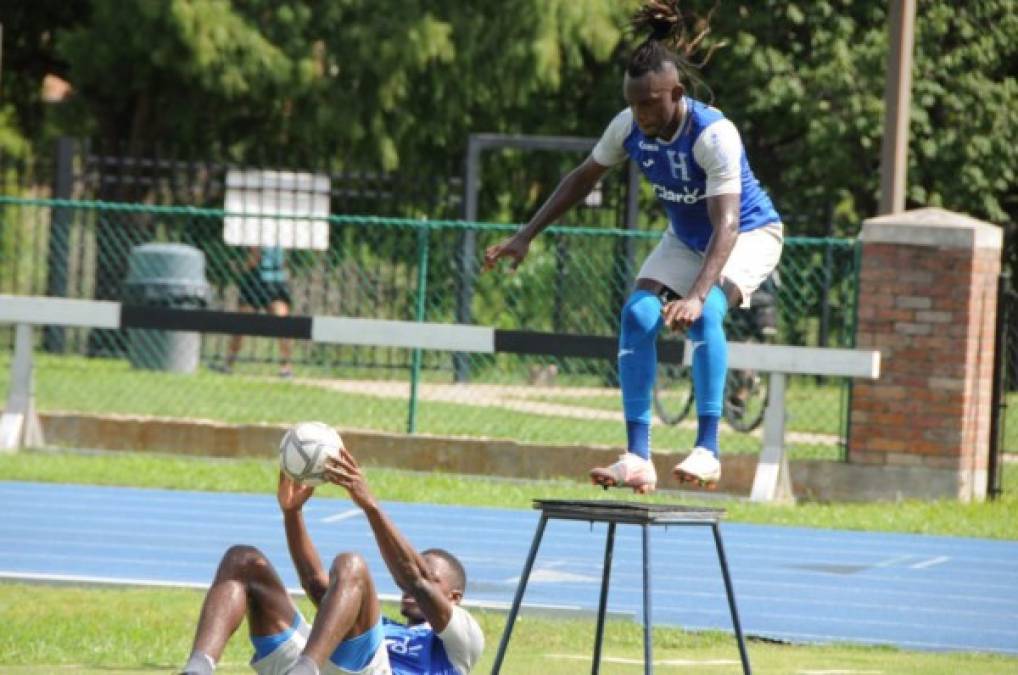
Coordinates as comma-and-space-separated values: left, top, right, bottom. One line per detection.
653, 362, 696, 426
723, 367, 768, 432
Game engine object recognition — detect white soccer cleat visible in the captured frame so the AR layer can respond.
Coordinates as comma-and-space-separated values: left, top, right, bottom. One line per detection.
673, 447, 721, 488
590, 453, 657, 494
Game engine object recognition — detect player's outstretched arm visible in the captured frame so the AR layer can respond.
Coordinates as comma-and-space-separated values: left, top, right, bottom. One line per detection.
324, 449, 457, 630
483, 156, 610, 273
277, 472, 329, 606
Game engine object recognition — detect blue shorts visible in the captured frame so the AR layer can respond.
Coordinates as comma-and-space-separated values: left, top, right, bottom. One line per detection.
250, 612, 388, 674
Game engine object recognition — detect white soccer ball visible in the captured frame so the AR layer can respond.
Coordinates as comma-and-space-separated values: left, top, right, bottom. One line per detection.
279, 421, 343, 486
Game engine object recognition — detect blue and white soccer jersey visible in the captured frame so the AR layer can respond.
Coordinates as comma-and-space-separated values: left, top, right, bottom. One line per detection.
383, 606, 485, 675
592, 98, 783, 304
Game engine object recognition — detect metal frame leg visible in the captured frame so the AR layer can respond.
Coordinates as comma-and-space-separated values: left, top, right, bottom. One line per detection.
642, 524, 653, 674
712, 523, 751, 675
591, 521, 616, 674
492, 514, 548, 674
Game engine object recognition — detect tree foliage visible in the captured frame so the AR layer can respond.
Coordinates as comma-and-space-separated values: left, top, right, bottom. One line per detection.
701, 0, 1017, 239
5, 0, 1015, 244
54, 1, 303, 154
0, 1, 90, 156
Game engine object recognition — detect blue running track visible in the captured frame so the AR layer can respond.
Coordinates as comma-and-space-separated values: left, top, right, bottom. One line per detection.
1, 481, 1016, 654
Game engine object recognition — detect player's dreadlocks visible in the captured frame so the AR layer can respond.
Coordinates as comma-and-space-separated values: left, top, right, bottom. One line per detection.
627, 1, 724, 87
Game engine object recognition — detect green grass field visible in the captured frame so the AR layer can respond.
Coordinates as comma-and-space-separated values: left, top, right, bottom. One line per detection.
1, 353, 851, 459
2, 583, 1017, 674
1, 450, 1017, 673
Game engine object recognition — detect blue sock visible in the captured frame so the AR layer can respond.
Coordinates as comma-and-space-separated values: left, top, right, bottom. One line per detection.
688, 286, 728, 458
695, 415, 721, 456
626, 421, 651, 459
618, 290, 663, 460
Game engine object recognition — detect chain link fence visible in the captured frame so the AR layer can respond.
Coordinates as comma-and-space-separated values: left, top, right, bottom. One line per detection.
1, 196, 863, 460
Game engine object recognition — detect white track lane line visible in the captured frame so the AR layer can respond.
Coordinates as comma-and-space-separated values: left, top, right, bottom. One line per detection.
321, 509, 363, 523
548, 654, 738, 667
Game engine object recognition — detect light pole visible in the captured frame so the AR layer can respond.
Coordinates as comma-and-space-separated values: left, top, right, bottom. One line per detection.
878, 0, 917, 215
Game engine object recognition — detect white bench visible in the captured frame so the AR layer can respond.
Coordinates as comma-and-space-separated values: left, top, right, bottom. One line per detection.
681, 341, 882, 501
1, 297, 124, 450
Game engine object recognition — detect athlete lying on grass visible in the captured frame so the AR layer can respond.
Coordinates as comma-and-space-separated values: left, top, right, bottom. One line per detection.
180, 448, 483, 675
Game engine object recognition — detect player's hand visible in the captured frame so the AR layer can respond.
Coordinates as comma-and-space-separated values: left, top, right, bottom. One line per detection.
483, 233, 531, 272
662, 296, 704, 331
324, 448, 375, 510
277, 471, 314, 514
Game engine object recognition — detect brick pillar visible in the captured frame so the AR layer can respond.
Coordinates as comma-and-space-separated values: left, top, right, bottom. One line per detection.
849, 208, 1002, 501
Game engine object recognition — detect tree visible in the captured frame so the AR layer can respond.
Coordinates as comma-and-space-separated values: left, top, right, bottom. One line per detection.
18, 1, 1016, 266
0, 1, 90, 155
698, 1, 1016, 238
908, 0, 1017, 277
56, 1, 302, 158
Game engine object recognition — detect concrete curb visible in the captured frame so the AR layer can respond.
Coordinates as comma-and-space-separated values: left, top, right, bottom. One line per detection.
37, 412, 970, 501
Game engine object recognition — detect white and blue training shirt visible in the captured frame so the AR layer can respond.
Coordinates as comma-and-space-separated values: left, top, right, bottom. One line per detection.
592, 97, 780, 252
383, 606, 484, 674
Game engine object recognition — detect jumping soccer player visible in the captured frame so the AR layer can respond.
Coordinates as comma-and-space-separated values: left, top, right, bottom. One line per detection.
179, 448, 484, 675
484, 0, 783, 492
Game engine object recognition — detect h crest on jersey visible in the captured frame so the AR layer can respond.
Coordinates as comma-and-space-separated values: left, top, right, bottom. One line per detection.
612, 97, 780, 252
626, 108, 704, 206
666, 150, 691, 181
631, 134, 705, 208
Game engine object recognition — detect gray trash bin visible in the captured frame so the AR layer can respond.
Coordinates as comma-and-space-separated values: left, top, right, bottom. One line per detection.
123, 243, 211, 373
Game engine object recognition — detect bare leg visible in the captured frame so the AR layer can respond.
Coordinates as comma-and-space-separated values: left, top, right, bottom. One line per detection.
269, 299, 293, 373
302, 552, 382, 665
188, 545, 298, 662
226, 305, 254, 369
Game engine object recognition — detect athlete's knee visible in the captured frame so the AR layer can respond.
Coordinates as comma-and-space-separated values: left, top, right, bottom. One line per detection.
620, 290, 663, 341
329, 552, 370, 583
219, 544, 270, 578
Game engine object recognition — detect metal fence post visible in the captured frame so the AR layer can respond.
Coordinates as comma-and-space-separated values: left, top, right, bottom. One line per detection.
407, 224, 430, 434
988, 271, 1011, 499
454, 139, 481, 383
841, 239, 865, 461
818, 204, 836, 358
454, 229, 477, 384
43, 137, 75, 353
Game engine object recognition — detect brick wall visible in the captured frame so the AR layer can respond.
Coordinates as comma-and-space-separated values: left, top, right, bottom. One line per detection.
848, 208, 1002, 500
